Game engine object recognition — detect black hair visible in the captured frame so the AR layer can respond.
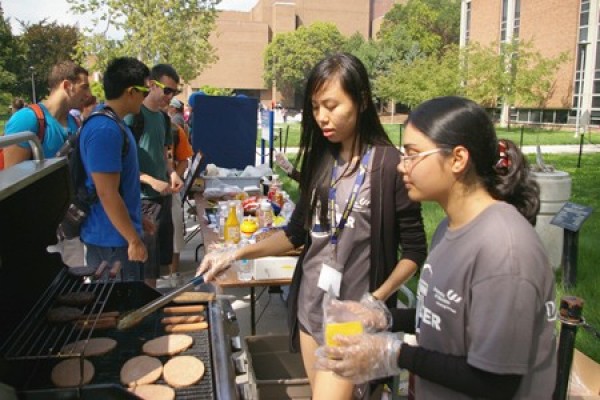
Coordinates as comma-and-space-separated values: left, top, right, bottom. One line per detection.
150, 64, 180, 84
297, 52, 392, 229
406, 96, 540, 225
103, 57, 150, 100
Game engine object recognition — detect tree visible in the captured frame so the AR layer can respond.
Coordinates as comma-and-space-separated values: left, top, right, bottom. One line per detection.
378, 0, 460, 60
264, 22, 346, 98
343, 33, 396, 83
16, 21, 80, 101
199, 85, 233, 96
0, 2, 26, 105
67, 0, 219, 82
375, 45, 462, 108
463, 40, 569, 116
369, 0, 460, 106
90, 80, 105, 102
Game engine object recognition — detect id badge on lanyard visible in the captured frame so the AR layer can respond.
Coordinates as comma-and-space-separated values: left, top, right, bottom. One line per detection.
317, 147, 371, 297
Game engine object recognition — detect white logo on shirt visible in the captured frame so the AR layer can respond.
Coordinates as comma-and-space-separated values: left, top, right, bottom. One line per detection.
422, 263, 433, 276
545, 301, 557, 322
446, 290, 462, 303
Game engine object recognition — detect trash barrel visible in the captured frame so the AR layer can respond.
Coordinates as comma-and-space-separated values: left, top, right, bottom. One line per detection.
531, 171, 572, 270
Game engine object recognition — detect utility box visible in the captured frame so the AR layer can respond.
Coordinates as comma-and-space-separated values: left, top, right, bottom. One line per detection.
245, 335, 311, 399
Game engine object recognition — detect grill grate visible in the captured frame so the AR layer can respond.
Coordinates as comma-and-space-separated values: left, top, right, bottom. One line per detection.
1, 279, 220, 399
0, 269, 115, 361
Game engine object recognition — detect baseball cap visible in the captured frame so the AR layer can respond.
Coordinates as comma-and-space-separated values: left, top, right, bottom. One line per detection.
169, 98, 183, 108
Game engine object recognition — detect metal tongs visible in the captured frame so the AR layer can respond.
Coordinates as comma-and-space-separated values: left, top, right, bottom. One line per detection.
117, 274, 205, 330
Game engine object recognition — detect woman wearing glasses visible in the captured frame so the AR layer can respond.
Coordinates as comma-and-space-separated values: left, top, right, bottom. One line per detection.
316, 96, 557, 399
197, 53, 427, 399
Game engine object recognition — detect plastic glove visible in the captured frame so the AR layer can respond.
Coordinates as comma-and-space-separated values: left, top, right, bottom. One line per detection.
325, 294, 392, 333
315, 332, 403, 384
274, 151, 295, 176
196, 250, 238, 281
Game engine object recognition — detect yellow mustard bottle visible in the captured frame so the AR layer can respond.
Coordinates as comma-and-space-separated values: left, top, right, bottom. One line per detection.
224, 202, 240, 244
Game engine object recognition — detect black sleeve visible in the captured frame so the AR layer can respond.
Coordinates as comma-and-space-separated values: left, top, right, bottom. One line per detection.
397, 344, 522, 399
390, 308, 416, 334
283, 191, 308, 248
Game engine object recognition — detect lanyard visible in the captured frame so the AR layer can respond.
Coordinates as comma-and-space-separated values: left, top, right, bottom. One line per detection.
328, 146, 371, 246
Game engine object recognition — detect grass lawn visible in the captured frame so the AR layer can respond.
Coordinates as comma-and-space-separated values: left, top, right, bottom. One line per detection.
279, 152, 600, 363
263, 122, 598, 148
541, 153, 600, 363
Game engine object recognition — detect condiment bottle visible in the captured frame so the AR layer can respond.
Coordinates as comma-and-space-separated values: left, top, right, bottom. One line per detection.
224, 201, 240, 244
267, 175, 280, 201
260, 200, 273, 228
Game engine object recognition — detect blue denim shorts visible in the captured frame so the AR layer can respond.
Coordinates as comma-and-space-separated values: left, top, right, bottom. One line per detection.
85, 244, 143, 282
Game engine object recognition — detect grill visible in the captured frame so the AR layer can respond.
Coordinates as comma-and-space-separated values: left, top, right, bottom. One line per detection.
0, 137, 239, 399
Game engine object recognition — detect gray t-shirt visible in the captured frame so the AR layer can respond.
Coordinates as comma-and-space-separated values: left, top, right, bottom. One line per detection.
297, 153, 373, 344
415, 202, 557, 399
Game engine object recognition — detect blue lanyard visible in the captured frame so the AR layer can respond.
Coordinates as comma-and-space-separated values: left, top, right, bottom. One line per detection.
328, 146, 371, 246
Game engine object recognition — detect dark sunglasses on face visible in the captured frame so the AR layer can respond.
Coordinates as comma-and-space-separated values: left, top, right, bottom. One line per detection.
152, 80, 181, 96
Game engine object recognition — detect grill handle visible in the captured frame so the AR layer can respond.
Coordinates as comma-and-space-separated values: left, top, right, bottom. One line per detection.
0, 132, 45, 162
117, 275, 205, 330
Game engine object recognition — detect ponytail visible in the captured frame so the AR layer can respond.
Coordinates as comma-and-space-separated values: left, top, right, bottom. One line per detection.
487, 139, 540, 225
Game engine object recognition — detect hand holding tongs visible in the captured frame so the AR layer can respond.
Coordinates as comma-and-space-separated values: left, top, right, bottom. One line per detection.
117, 274, 205, 330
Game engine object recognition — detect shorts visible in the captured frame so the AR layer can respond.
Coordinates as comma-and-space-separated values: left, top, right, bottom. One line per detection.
157, 195, 174, 265
141, 196, 174, 279
84, 244, 143, 281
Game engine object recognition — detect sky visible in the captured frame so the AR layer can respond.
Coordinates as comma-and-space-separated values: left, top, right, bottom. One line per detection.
3, 0, 259, 35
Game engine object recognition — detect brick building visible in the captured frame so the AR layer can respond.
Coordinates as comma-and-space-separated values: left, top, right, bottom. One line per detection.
461, 0, 600, 127
184, 0, 397, 108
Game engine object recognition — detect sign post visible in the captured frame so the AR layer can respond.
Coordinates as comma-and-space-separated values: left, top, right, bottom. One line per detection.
260, 109, 274, 168
550, 202, 594, 288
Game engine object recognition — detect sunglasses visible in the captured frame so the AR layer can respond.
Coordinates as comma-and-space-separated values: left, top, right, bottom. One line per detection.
131, 85, 150, 97
152, 80, 181, 96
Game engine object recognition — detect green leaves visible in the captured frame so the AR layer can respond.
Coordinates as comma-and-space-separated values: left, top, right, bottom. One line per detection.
463, 40, 569, 108
68, 0, 219, 81
264, 22, 345, 96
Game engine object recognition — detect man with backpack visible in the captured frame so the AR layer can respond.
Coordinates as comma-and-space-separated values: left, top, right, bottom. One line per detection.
2, 61, 90, 168
125, 64, 183, 287
79, 57, 150, 281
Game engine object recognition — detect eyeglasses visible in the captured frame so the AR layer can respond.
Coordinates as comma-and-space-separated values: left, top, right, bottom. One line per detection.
152, 80, 181, 96
131, 85, 150, 97
399, 148, 447, 170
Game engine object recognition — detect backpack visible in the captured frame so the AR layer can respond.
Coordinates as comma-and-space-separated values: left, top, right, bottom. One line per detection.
57, 106, 129, 240
0, 104, 46, 170
0, 104, 81, 170
130, 110, 171, 144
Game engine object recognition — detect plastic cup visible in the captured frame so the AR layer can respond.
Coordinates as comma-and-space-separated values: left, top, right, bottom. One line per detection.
237, 259, 252, 281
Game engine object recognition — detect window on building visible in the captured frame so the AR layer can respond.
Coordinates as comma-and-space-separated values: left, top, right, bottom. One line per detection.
513, 109, 570, 125
542, 110, 555, 123
500, 0, 520, 41
465, 1, 471, 44
572, 0, 590, 117
579, 0, 590, 42
501, 0, 508, 41
513, 0, 521, 38
556, 111, 569, 124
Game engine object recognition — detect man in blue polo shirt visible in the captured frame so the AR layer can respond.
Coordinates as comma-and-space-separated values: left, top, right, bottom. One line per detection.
3, 61, 90, 167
